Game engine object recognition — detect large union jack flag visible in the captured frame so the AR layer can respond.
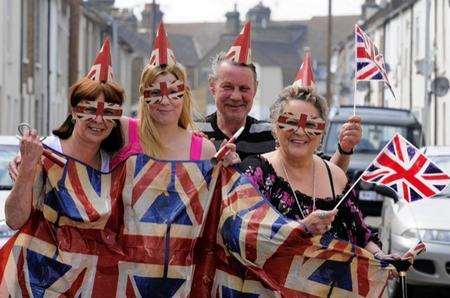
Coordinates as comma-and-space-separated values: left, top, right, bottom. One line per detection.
361, 133, 450, 202
355, 24, 396, 99
0, 150, 395, 297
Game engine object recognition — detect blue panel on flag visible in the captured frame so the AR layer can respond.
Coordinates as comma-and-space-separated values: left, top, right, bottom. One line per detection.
134, 276, 185, 297
134, 154, 152, 178
140, 192, 193, 225
57, 190, 84, 221
221, 286, 259, 298
308, 259, 353, 291
26, 249, 72, 298
87, 167, 101, 197
221, 216, 242, 253
271, 215, 287, 239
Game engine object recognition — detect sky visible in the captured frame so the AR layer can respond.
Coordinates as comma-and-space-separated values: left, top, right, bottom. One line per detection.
114, 0, 365, 23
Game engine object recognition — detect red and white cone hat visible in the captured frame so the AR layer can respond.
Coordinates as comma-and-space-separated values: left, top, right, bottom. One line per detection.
293, 48, 315, 89
149, 21, 176, 67
225, 21, 252, 65
86, 38, 114, 83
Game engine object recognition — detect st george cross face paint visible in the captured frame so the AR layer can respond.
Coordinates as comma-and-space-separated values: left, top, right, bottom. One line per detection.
73, 100, 123, 122
143, 79, 185, 104
277, 111, 325, 137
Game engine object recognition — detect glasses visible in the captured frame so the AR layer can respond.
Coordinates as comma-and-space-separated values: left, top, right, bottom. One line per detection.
277, 112, 325, 137
73, 100, 123, 122
143, 79, 185, 104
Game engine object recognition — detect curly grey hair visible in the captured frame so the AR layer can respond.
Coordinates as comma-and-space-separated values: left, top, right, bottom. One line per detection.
269, 86, 329, 135
208, 51, 258, 83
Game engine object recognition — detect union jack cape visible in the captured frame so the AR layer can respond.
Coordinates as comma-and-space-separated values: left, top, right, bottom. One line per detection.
0, 149, 394, 297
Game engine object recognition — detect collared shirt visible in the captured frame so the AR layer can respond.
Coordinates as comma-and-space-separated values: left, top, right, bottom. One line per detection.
197, 113, 276, 160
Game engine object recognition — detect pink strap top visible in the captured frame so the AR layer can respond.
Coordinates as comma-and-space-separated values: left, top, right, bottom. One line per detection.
111, 118, 203, 168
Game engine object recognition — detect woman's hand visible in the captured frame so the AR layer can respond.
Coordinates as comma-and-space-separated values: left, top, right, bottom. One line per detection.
221, 142, 241, 167
8, 155, 21, 182
19, 129, 43, 172
338, 116, 362, 152
301, 209, 338, 235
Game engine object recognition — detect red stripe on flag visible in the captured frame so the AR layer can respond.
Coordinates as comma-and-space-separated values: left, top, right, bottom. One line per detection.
176, 164, 204, 224
356, 65, 379, 80
393, 135, 405, 162
131, 161, 166, 206
355, 248, 370, 296
245, 204, 269, 263
67, 162, 101, 222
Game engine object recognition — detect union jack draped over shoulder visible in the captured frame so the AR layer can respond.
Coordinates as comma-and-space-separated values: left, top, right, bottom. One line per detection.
0, 150, 394, 297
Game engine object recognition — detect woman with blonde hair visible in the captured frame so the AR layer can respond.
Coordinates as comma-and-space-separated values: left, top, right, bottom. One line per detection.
111, 22, 238, 166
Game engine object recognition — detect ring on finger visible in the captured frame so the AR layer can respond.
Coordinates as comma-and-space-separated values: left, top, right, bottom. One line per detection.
319, 211, 327, 219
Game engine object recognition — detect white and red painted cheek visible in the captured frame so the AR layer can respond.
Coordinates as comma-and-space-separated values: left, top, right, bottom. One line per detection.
143, 79, 185, 105
276, 112, 325, 138
73, 100, 123, 123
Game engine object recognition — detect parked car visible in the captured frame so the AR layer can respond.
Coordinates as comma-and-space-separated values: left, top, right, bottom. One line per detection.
380, 146, 450, 295
323, 105, 424, 216
0, 136, 19, 247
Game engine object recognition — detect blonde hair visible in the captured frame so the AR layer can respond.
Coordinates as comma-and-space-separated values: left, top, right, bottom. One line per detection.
138, 63, 196, 157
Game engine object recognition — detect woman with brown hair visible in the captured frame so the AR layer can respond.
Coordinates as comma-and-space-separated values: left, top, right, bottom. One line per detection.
5, 38, 125, 229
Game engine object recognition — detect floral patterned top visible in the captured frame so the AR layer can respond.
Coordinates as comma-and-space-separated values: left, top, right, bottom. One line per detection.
239, 155, 381, 248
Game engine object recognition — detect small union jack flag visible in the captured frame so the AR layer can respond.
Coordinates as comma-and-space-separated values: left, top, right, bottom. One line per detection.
361, 133, 450, 202
355, 24, 396, 99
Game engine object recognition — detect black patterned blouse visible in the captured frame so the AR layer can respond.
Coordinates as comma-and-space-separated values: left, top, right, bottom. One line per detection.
239, 155, 381, 248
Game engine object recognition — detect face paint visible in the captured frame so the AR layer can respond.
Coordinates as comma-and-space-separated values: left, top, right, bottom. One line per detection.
73, 100, 123, 122
143, 79, 185, 104
277, 111, 325, 137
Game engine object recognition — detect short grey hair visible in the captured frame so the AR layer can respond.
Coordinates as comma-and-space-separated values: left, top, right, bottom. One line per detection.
269, 86, 329, 132
208, 51, 258, 83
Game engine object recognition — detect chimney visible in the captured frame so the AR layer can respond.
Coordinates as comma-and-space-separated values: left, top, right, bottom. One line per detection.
246, 1, 270, 29
225, 4, 240, 35
141, 1, 163, 33
361, 0, 380, 21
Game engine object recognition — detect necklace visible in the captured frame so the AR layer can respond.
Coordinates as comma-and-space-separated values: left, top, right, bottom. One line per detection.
280, 156, 316, 220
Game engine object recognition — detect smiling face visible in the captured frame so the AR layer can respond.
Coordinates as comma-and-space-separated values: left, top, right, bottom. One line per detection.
209, 61, 257, 123
71, 92, 117, 145
145, 72, 184, 126
275, 100, 324, 159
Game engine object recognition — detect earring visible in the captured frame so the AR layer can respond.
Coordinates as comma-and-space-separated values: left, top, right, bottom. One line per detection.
71, 117, 76, 124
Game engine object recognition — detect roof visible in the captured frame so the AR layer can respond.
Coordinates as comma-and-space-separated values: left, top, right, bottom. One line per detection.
166, 22, 225, 57
301, 15, 359, 64
330, 105, 421, 126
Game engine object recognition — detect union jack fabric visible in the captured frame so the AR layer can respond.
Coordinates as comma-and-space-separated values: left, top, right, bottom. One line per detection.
293, 48, 315, 89
225, 21, 252, 65
86, 38, 114, 83
149, 22, 177, 68
361, 133, 450, 202
0, 150, 394, 297
355, 24, 396, 99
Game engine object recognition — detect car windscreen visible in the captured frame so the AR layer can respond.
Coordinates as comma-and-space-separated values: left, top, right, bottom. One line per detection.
325, 123, 422, 155
0, 145, 19, 190
429, 156, 450, 197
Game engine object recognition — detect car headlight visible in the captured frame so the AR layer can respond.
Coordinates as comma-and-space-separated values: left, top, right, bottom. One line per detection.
402, 228, 450, 244
0, 220, 15, 238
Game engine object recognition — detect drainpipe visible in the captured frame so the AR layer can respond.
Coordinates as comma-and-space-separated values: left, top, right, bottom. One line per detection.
46, 0, 50, 134
424, 0, 431, 145
20, 0, 24, 122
